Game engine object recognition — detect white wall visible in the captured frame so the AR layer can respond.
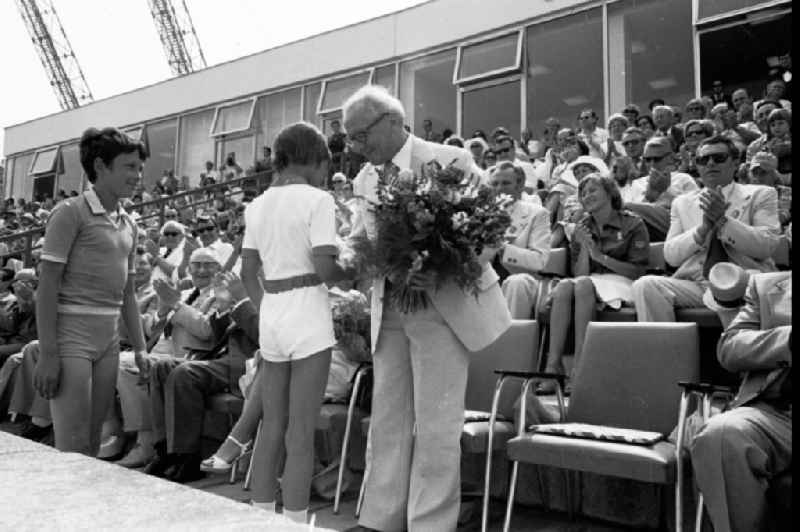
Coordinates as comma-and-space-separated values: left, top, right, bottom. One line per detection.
4, 0, 588, 157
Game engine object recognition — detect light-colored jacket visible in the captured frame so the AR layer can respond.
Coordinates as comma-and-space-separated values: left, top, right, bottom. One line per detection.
350, 135, 511, 353
500, 200, 551, 275
664, 182, 781, 281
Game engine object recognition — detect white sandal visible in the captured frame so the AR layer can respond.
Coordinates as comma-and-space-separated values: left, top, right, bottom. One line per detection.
200, 435, 251, 474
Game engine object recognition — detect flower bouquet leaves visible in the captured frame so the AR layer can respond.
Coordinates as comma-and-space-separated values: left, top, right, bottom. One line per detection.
347, 160, 513, 313
330, 288, 371, 360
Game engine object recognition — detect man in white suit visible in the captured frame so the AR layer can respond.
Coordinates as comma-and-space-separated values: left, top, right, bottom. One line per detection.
342, 85, 512, 532
632, 135, 781, 321
487, 161, 552, 319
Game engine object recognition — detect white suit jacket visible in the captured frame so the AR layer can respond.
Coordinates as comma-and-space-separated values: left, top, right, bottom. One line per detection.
664, 182, 781, 281
500, 200, 551, 275
350, 135, 512, 353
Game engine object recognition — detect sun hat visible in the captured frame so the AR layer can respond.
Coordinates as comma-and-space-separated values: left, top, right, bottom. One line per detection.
189, 247, 221, 265
331, 172, 347, 184
702, 262, 750, 328
567, 155, 610, 177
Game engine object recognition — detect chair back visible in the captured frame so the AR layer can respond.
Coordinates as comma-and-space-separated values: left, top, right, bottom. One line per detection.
567, 322, 700, 435
466, 320, 539, 417
647, 242, 665, 272
539, 247, 568, 277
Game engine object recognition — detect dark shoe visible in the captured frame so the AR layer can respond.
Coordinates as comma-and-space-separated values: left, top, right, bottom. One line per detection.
19, 421, 52, 442
142, 441, 175, 478
166, 454, 205, 483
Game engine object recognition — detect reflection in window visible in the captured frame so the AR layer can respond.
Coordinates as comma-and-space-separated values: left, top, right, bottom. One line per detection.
220, 136, 255, 174
320, 71, 372, 113
462, 81, 520, 141
457, 32, 521, 81
30, 147, 60, 175
526, 9, 603, 138
304, 83, 321, 125
58, 142, 83, 195
373, 64, 396, 94
608, 0, 693, 116
142, 119, 177, 188
178, 109, 215, 187
10, 152, 34, 200
399, 49, 457, 138
255, 88, 302, 154
211, 99, 256, 136
698, 0, 779, 21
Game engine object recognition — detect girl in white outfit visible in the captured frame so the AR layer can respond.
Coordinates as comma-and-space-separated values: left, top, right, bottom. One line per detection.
240, 121, 348, 524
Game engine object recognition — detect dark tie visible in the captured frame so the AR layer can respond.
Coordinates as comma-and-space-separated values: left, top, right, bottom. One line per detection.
702, 229, 730, 279
491, 254, 510, 284
163, 248, 172, 259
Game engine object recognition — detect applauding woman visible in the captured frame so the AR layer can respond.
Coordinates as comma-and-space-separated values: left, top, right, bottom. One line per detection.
539, 173, 650, 393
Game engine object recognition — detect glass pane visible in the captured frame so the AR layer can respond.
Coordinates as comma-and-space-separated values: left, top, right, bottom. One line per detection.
58, 142, 83, 195
399, 49, 457, 139
463, 82, 521, 142
458, 33, 519, 80
699, 13, 791, 101
304, 83, 322, 124
320, 71, 371, 112
31, 147, 59, 175
374, 64, 396, 94
212, 100, 254, 135
526, 9, 603, 139
699, 0, 781, 20
178, 109, 215, 188
255, 88, 302, 154
608, 0, 693, 119
142, 119, 177, 190
33, 175, 55, 201
124, 126, 144, 142
11, 152, 34, 200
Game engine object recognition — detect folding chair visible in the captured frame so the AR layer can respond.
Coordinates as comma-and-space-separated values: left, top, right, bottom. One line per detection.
500, 322, 701, 532
333, 363, 372, 514
206, 392, 249, 484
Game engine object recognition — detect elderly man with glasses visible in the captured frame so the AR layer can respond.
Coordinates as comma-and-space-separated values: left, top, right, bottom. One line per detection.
620, 127, 649, 178
632, 135, 781, 322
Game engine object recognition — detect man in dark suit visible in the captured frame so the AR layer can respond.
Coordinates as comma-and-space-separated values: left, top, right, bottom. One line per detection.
143, 272, 259, 482
690, 271, 791, 532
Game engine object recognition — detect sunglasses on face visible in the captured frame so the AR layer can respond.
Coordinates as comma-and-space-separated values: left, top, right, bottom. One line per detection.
686, 129, 705, 137
579, 115, 593, 120
494, 146, 512, 155
622, 139, 642, 147
695, 153, 730, 166
643, 154, 667, 164
195, 226, 216, 234
165, 214, 177, 219
163, 231, 181, 237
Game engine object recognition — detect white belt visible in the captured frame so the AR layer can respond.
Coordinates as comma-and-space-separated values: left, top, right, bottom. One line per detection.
57, 304, 120, 316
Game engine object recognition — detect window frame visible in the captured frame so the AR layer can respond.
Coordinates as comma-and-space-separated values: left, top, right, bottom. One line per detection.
317, 68, 375, 115
209, 97, 258, 137
29, 146, 61, 177
453, 29, 524, 85
693, 0, 790, 25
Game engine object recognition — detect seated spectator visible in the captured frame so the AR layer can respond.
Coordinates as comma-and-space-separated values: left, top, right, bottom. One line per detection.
543, 129, 590, 216
0, 269, 37, 365
621, 103, 640, 126
185, 215, 234, 272
690, 270, 791, 532
632, 136, 781, 321
755, 78, 792, 112
147, 220, 186, 283
606, 114, 629, 159
548, 155, 608, 244
610, 156, 639, 205
465, 137, 490, 172
624, 136, 699, 241
421, 118, 442, 143
746, 100, 782, 162
747, 152, 791, 229
483, 163, 551, 319
538, 174, 649, 393
577, 108, 610, 160
677, 119, 715, 180
620, 127, 648, 178
684, 98, 707, 121
444, 135, 464, 148
491, 135, 543, 195
765, 108, 791, 178
636, 115, 656, 139
652, 105, 684, 150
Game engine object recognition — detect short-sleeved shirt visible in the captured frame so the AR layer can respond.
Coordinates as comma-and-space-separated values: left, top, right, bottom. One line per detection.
625, 172, 698, 205
242, 184, 338, 279
40, 189, 137, 311
571, 209, 650, 275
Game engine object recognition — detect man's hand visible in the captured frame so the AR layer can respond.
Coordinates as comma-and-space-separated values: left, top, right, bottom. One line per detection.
645, 168, 670, 202
134, 350, 150, 386
33, 355, 61, 400
183, 236, 201, 256
153, 279, 181, 313
699, 186, 728, 226
144, 238, 160, 258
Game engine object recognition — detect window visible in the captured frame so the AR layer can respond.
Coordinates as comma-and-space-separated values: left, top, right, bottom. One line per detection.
319, 70, 372, 114
178, 109, 215, 187
218, 136, 255, 175
303, 83, 322, 124
526, 8, 604, 140
124, 126, 145, 143
255, 88, 302, 153
30, 147, 60, 175
210, 98, 256, 136
142, 118, 177, 189
399, 49, 457, 138
462, 80, 521, 142
58, 142, 83, 195
608, 0, 693, 118
10, 152, 34, 200
455, 31, 523, 83
697, 0, 787, 22
373, 64, 396, 94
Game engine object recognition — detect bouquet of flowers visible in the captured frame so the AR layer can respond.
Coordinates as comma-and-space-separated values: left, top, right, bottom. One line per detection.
330, 287, 371, 359
346, 160, 512, 313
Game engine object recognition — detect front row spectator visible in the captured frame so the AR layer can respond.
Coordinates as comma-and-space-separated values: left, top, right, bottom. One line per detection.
538, 174, 649, 393
633, 136, 781, 321
747, 152, 791, 229
690, 270, 791, 532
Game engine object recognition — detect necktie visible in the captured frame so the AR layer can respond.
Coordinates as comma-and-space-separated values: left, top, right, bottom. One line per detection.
702, 228, 730, 279
491, 253, 510, 284
163, 248, 173, 259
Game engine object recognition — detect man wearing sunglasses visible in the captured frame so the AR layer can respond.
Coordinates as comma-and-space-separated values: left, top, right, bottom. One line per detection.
492, 135, 543, 202
633, 135, 781, 322
194, 215, 233, 268
620, 127, 649, 178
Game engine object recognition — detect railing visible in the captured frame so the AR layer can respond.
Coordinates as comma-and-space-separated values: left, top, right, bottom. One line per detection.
0, 170, 273, 267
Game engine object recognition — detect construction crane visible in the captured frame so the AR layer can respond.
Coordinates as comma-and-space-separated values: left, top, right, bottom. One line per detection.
147, 0, 207, 76
15, 0, 94, 110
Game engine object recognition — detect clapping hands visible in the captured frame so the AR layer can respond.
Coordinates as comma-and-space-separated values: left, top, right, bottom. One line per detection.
153, 278, 181, 314
699, 186, 729, 234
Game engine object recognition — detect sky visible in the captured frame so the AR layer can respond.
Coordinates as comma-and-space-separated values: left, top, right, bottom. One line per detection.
0, 0, 428, 159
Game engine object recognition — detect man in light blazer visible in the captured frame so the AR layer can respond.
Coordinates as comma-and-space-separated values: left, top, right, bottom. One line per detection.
633, 136, 781, 321
487, 161, 552, 319
690, 271, 791, 532
342, 85, 512, 532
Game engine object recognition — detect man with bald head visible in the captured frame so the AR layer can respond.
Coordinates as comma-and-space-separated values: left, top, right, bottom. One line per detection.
652, 105, 684, 150
342, 85, 511, 532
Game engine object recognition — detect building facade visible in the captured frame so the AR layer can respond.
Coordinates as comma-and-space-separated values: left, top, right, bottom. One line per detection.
2, 0, 792, 200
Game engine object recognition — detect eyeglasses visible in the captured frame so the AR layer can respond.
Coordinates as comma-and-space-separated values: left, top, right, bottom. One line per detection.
163, 231, 181, 237
621, 139, 642, 147
347, 113, 389, 145
164, 214, 177, 219
579, 115, 594, 120
695, 153, 731, 166
643, 154, 668, 164
195, 226, 216, 234
493, 146, 512, 155
686, 129, 705, 137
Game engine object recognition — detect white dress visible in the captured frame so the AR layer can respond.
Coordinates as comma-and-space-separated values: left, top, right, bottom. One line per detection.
243, 184, 337, 362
